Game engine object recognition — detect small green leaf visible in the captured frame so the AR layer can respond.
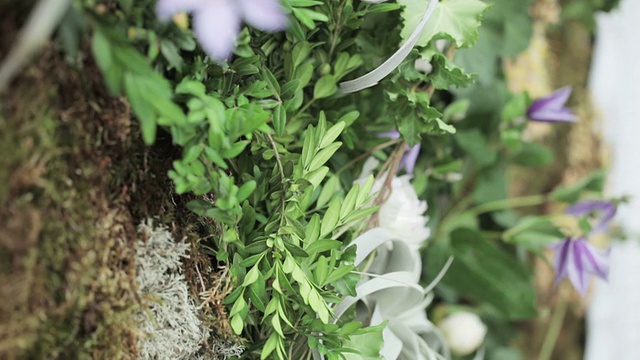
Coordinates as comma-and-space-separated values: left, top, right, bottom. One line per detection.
237, 180, 257, 202
305, 239, 342, 254
294, 63, 314, 90
308, 142, 341, 172
428, 52, 478, 89
92, 29, 117, 92
262, 67, 281, 95
242, 264, 261, 287
301, 126, 317, 168
313, 75, 338, 99
230, 313, 244, 335
271, 315, 284, 337
176, 78, 207, 96
292, 7, 329, 29
305, 214, 321, 244
124, 74, 157, 144
319, 121, 346, 149
317, 175, 341, 210
283, 241, 309, 258
230, 294, 246, 317
435, 118, 456, 134
221, 140, 249, 158
442, 99, 468, 123
321, 198, 341, 237
340, 184, 360, 219
315, 255, 329, 286
261, 333, 280, 359
338, 110, 360, 126
292, 41, 311, 68
304, 166, 330, 188
342, 206, 379, 224
325, 264, 354, 284
356, 176, 375, 208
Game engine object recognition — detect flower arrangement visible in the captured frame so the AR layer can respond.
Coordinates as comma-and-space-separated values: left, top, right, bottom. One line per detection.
0, 0, 622, 359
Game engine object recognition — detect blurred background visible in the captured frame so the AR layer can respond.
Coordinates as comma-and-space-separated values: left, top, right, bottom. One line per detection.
586, 0, 640, 359
0, 0, 638, 359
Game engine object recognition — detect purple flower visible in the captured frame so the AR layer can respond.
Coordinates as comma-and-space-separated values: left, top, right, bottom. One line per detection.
527, 86, 578, 123
378, 130, 421, 175
156, 0, 287, 62
551, 237, 609, 296
565, 200, 617, 234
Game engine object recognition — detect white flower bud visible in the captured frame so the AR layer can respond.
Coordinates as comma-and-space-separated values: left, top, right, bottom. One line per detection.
439, 312, 487, 356
414, 58, 433, 74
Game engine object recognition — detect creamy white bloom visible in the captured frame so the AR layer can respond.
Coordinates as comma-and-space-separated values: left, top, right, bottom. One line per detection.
376, 175, 430, 250
356, 158, 430, 250
439, 312, 487, 356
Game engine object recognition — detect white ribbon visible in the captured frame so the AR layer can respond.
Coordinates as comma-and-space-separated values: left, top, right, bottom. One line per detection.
339, 0, 438, 94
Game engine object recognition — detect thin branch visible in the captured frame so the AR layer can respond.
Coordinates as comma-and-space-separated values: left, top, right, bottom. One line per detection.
267, 133, 285, 179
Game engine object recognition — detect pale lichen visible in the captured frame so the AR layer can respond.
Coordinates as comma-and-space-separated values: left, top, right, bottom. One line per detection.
135, 220, 245, 360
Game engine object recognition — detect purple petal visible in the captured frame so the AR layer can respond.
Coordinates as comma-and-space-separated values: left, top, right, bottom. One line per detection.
529, 86, 573, 112
527, 86, 577, 123
238, 0, 288, 32
401, 144, 420, 175
527, 108, 577, 122
192, 3, 242, 62
377, 130, 401, 140
551, 238, 572, 284
576, 239, 610, 280
551, 237, 611, 296
596, 204, 617, 234
566, 200, 617, 234
156, 0, 207, 20
566, 200, 609, 216
544, 86, 573, 109
567, 239, 590, 296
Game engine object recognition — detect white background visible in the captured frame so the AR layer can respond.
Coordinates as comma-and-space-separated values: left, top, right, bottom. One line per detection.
586, 0, 640, 358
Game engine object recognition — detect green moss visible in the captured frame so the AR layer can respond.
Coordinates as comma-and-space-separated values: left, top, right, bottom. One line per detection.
0, 50, 140, 359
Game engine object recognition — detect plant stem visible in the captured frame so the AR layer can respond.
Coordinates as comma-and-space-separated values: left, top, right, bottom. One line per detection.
538, 300, 568, 360
335, 138, 401, 175
267, 133, 285, 179
293, 99, 316, 121
466, 194, 547, 217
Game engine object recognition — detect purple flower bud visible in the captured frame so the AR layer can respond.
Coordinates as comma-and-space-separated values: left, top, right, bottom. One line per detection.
377, 130, 421, 175
551, 237, 609, 296
565, 200, 617, 234
156, 0, 287, 63
527, 86, 578, 123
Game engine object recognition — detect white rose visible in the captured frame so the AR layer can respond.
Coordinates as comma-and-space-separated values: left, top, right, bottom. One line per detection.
356, 158, 431, 250
376, 175, 430, 250
439, 312, 487, 356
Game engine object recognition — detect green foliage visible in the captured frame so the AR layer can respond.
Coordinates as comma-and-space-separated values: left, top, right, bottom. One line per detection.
400, 0, 491, 48
69, 0, 610, 358
562, 0, 621, 31
446, 228, 537, 319
92, 26, 186, 144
